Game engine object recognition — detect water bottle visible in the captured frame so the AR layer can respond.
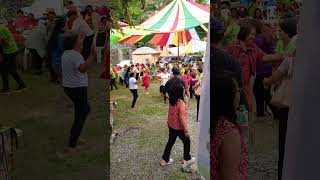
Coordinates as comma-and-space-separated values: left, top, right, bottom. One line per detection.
237, 105, 249, 144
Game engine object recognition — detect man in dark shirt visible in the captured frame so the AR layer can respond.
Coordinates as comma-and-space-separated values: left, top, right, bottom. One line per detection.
164, 67, 185, 101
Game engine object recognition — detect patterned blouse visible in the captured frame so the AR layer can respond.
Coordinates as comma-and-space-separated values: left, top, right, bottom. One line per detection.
167, 99, 189, 130
211, 118, 248, 180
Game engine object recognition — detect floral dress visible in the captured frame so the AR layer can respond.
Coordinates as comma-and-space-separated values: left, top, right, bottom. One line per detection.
211, 118, 248, 180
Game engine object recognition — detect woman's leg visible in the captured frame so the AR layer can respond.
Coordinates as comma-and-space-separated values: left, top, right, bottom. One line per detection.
278, 107, 289, 180
195, 95, 200, 122
162, 127, 178, 162
65, 87, 90, 148
177, 130, 191, 161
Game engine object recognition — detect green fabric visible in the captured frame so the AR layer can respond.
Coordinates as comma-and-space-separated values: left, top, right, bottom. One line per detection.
0, 25, 18, 54
110, 68, 116, 79
180, 68, 185, 75
181, 0, 202, 29
225, 21, 240, 43
248, 3, 257, 17
149, 0, 177, 30
275, 39, 296, 56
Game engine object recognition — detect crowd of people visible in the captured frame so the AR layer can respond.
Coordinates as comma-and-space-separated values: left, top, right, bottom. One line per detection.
212, 1, 300, 180
0, 2, 111, 154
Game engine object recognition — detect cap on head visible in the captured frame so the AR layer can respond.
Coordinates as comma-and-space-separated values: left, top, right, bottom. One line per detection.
172, 67, 180, 75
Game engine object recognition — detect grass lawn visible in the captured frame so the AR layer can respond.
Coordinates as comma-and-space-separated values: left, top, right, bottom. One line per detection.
0, 65, 108, 180
110, 79, 201, 180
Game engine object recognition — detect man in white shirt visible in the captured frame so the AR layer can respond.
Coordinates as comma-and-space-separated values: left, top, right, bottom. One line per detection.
129, 72, 139, 109
67, 10, 95, 61
157, 68, 171, 103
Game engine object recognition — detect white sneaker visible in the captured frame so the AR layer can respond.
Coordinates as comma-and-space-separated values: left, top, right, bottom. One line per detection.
183, 157, 195, 167
160, 158, 174, 166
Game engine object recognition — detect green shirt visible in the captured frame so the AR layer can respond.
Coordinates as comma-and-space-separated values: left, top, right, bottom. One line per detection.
180, 68, 185, 75
110, 68, 116, 79
0, 25, 18, 54
275, 40, 296, 56
225, 21, 241, 43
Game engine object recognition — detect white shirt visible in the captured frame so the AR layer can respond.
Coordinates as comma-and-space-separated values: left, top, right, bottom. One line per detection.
62, 50, 88, 88
159, 72, 170, 86
72, 17, 94, 37
129, 77, 138, 90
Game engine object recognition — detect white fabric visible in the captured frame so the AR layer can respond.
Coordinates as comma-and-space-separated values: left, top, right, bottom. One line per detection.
72, 17, 94, 37
159, 72, 170, 86
129, 77, 138, 90
25, 23, 47, 58
62, 50, 88, 88
196, 21, 210, 179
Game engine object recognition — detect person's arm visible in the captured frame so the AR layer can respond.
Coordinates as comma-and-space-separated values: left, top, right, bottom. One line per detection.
264, 70, 283, 86
78, 47, 97, 73
262, 54, 284, 63
178, 102, 189, 136
193, 80, 200, 90
219, 128, 241, 180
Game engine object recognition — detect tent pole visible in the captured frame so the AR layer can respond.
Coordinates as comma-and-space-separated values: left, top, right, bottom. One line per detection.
177, 32, 180, 61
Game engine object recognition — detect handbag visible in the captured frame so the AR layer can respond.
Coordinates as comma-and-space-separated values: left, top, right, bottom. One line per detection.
270, 57, 294, 108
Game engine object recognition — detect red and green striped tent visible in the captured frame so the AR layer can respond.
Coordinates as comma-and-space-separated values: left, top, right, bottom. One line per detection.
141, 0, 209, 32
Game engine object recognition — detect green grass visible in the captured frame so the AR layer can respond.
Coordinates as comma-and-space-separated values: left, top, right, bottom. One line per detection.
0, 65, 108, 180
111, 80, 201, 180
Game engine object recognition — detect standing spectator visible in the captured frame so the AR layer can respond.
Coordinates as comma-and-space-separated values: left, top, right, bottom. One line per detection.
48, 18, 66, 84
25, 19, 47, 75
67, 10, 95, 61
161, 67, 195, 168
0, 24, 26, 94
129, 72, 138, 109
61, 32, 96, 153
110, 67, 118, 90
84, 5, 101, 33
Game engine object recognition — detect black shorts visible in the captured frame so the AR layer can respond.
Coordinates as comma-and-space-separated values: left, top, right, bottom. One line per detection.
160, 85, 165, 93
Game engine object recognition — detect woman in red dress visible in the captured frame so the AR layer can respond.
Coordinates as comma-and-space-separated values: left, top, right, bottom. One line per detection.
142, 68, 151, 94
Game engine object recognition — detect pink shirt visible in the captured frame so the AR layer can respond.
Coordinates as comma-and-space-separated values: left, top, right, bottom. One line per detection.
211, 118, 248, 180
167, 99, 189, 130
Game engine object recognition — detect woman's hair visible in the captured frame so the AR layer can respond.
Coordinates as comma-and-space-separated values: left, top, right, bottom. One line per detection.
279, 17, 297, 38
212, 74, 238, 135
48, 18, 66, 51
85, 5, 94, 12
238, 23, 255, 41
64, 32, 79, 51
130, 72, 135, 77
254, 8, 262, 19
168, 82, 185, 106
17, 9, 24, 15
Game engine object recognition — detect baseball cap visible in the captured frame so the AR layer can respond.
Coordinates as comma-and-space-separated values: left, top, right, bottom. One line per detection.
172, 67, 180, 75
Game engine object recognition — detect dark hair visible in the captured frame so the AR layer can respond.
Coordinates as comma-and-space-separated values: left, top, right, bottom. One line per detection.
48, 18, 66, 52
85, 5, 94, 11
212, 74, 238, 135
212, 17, 225, 44
168, 80, 185, 106
254, 8, 262, 19
238, 23, 255, 41
279, 18, 297, 38
130, 72, 135, 77
64, 32, 79, 51
17, 9, 24, 15
100, 16, 107, 23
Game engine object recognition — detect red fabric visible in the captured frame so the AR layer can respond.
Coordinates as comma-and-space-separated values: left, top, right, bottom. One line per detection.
211, 118, 248, 180
167, 99, 189, 130
226, 40, 265, 112
182, 74, 192, 89
14, 16, 31, 29
143, 72, 150, 89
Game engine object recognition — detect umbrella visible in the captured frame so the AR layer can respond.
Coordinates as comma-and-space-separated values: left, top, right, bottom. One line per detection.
184, 39, 207, 54
117, 25, 207, 46
141, 0, 209, 32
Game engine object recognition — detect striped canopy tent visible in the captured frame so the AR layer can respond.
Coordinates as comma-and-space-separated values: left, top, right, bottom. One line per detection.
118, 24, 208, 46
141, 0, 209, 32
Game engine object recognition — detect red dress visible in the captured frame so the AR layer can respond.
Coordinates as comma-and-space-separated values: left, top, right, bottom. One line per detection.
143, 72, 150, 89
211, 118, 248, 180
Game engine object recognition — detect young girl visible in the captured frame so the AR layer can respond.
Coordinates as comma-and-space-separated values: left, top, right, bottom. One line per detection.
160, 81, 195, 168
212, 75, 247, 180
142, 68, 151, 94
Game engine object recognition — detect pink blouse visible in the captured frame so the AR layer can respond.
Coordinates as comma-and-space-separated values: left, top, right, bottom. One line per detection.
211, 118, 248, 180
167, 99, 189, 130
